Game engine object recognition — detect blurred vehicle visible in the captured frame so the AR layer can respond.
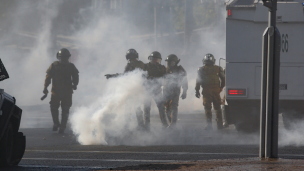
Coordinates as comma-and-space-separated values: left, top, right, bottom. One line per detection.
224, 0, 304, 132
0, 59, 26, 166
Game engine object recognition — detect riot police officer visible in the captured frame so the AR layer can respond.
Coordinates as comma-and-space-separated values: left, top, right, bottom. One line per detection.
163, 54, 188, 127
106, 49, 146, 129
143, 51, 168, 130
195, 53, 225, 130
124, 49, 146, 73
105, 49, 146, 79
43, 48, 79, 133
105, 49, 146, 129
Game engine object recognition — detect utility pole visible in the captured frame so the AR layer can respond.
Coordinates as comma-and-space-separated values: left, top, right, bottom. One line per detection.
153, 0, 159, 50
184, 0, 193, 54
259, 0, 281, 159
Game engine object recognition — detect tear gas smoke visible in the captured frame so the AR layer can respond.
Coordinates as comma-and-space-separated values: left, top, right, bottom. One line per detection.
0, 1, 61, 106
70, 70, 147, 145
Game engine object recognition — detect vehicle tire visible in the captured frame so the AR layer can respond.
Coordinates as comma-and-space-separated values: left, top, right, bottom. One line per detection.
0, 122, 14, 166
10, 132, 26, 166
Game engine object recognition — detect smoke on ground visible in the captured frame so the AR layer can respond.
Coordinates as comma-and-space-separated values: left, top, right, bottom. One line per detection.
70, 70, 147, 145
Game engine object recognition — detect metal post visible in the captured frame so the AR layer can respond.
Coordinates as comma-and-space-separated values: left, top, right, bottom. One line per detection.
259, 0, 281, 159
259, 28, 268, 158
184, 0, 193, 54
154, 1, 157, 50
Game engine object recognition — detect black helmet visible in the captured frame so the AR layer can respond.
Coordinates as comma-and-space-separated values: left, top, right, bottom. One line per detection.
148, 51, 161, 60
203, 53, 215, 65
126, 48, 138, 60
165, 54, 180, 68
57, 48, 71, 58
148, 51, 162, 64
165, 54, 180, 64
56, 48, 71, 63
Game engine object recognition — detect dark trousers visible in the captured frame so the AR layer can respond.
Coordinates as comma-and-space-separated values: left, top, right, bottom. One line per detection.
164, 90, 180, 125
143, 92, 168, 128
50, 93, 72, 129
202, 87, 223, 124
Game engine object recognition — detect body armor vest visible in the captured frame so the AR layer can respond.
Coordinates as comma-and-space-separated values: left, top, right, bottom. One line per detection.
125, 60, 145, 72
164, 66, 186, 89
200, 65, 220, 87
146, 63, 166, 79
50, 62, 75, 93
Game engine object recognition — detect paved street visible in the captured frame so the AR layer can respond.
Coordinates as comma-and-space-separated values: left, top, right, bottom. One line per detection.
2, 108, 304, 170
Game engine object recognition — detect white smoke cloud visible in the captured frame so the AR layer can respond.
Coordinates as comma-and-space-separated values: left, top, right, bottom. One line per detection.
279, 112, 304, 147
70, 70, 147, 145
0, 1, 61, 106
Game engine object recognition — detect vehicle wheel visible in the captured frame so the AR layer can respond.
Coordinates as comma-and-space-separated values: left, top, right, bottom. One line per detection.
10, 132, 26, 166
0, 122, 14, 166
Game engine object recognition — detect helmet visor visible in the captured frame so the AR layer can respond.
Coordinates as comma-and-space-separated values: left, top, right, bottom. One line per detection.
58, 56, 69, 63
166, 61, 176, 68
150, 58, 161, 64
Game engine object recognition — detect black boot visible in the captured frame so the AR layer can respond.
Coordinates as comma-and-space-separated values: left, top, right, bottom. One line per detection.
215, 110, 224, 130
59, 107, 70, 134
204, 110, 213, 131
204, 119, 213, 131
51, 107, 60, 131
159, 107, 169, 128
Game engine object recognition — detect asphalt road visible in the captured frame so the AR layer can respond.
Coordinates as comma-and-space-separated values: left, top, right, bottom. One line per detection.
1, 111, 302, 170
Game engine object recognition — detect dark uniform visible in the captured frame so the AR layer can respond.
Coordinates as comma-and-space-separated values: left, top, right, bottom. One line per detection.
195, 54, 225, 130
123, 49, 146, 128
44, 48, 79, 133
143, 51, 168, 130
105, 49, 146, 129
124, 60, 145, 73
163, 54, 188, 126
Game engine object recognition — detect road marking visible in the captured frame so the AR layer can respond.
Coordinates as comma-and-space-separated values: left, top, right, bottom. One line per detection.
19, 165, 108, 169
22, 158, 181, 163
25, 150, 256, 156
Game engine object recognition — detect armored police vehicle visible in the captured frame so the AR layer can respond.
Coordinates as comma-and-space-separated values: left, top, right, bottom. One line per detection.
224, 0, 304, 132
0, 59, 26, 166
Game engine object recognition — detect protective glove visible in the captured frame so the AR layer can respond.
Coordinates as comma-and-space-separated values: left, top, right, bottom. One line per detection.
105, 74, 118, 79
181, 91, 187, 99
73, 85, 77, 90
195, 91, 201, 99
43, 87, 48, 95
105, 74, 112, 79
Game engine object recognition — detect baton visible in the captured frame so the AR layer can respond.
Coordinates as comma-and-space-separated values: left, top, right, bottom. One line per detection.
41, 94, 48, 101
